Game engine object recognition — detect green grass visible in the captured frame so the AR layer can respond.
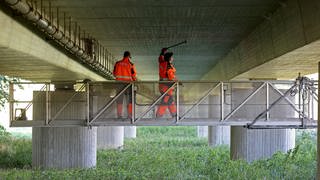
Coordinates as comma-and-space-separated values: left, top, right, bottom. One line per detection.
0, 126, 316, 179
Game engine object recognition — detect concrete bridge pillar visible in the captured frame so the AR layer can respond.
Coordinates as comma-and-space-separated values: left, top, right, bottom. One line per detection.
208, 95, 230, 147
231, 127, 295, 162
97, 126, 124, 149
230, 87, 295, 162
91, 95, 124, 149
208, 126, 230, 147
32, 127, 97, 169
32, 84, 97, 169
197, 98, 208, 138
197, 94, 231, 146
197, 126, 208, 137
124, 126, 136, 138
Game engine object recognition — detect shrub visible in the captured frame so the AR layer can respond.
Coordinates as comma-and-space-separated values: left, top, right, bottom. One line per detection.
0, 125, 32, 168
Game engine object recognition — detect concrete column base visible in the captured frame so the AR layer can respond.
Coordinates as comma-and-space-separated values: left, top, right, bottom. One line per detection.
124, 126, 136, 138
97, 126, 124, 149
197, 126, 208, 137
32, 127, 97, 169
231, 126, 295, 162
208, 126, 230, 147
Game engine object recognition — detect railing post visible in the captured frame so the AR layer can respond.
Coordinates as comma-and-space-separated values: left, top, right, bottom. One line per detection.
45, 83, 50, 125
308, 87, 311, 120
266, 82, 269, 121
299, 79, 302, 120
132, 83, 135, 124
9, 82, 14, 124
220, 82, 224, 121
176, 82, 179, 123
86, 82, 90, 126
317, 62, 320, 179
312, 88, 314, 120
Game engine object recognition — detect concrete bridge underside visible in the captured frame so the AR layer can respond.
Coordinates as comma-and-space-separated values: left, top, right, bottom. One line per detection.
0, 0, 320, 173
0, 8, 105, 81
2, 0, 320, 81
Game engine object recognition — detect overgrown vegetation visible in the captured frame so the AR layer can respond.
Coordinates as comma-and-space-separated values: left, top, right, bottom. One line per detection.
0, 76, 20, 108
0, 126, 316, 179
0, 125, 32, 169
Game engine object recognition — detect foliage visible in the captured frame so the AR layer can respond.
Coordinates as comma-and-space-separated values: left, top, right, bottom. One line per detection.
0, 126, 316, 179
0, 125, 32, 169
0, 126, 11, 143
10, 132, 32, 139
0, 75, 21, 109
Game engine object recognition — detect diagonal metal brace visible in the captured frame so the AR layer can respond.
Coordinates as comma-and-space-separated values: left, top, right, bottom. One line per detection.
135, 82, 177, 122
248, 83, 296, 126
25, 84, 46, 111
180, 82, 221, 121
269, 83, 307, 118
223, 82, 266, 122
248, 83, 308, 127
49, 84, 86, 124
89, 83, 132, 124
310, 88, 318, 102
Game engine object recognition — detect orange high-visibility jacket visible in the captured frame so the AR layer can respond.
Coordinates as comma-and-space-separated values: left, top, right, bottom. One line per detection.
113, 57, 137, 81
167, 66, 176, 81
158, 55, 167, 80
159, 56, 176, 81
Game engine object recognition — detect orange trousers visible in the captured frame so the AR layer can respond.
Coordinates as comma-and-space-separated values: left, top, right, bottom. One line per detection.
156, 83, 177, 117
116, 89, 133, 118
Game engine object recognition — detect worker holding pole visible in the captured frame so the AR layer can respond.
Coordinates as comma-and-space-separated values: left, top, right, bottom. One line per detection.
156, 51, 177, 118
156, 41, 186, 118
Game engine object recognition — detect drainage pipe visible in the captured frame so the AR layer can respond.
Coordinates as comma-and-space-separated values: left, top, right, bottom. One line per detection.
4, 0, 114, 79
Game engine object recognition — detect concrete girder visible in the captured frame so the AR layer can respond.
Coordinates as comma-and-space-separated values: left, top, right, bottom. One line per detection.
0, 9, 105, 81
202, 0, 320, 80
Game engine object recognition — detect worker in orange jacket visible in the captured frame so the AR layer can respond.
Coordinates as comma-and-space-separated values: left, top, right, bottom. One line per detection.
113, 51, 137, 118
156, 51, 177, 118
158, 48, 168, 78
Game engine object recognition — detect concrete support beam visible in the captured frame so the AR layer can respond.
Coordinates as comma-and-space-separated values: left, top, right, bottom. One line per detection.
97, 126, 124, 149
0, 9, 105, 81
202, 0, 320, 80
32, 127, 97, 169
124, 126, 136, 138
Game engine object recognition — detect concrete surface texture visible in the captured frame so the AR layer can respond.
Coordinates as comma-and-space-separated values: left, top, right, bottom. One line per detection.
32, 127, 97, 169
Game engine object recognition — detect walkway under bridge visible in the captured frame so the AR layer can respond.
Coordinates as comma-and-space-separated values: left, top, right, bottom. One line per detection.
9, 77, 318, 128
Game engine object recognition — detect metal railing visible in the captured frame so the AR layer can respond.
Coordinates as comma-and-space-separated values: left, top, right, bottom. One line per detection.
9, 78, 318, 128
4, 0, 116, 79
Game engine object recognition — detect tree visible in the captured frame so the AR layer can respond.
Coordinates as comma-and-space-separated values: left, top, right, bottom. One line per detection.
0, 76, 20, 109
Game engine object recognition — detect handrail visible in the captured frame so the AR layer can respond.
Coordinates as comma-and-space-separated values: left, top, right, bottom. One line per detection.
9, 79, 318, 128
